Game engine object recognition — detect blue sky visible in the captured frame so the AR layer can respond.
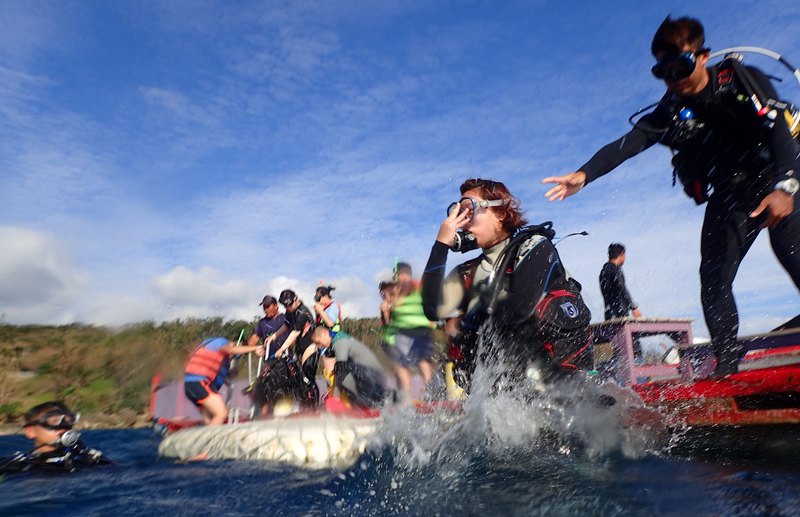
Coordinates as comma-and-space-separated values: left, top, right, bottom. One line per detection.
1, 0, 798, 338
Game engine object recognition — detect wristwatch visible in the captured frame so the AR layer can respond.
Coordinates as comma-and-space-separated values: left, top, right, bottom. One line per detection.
775, 177, 799, 197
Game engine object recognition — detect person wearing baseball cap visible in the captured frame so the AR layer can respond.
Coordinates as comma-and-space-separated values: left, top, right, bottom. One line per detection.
265, 289, 320, 408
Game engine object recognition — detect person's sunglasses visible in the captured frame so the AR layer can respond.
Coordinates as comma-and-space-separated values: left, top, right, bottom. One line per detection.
446, 197, 504, 217
651, 49, 708, 82
26, 410, 79, 430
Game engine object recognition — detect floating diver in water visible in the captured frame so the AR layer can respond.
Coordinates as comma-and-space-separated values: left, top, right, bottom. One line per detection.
0, 401, 111, 475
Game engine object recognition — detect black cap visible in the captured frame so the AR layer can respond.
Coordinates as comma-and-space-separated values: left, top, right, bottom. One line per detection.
278, 289, 297, 307
396, 262, 412, 275
259, 295, 278, 307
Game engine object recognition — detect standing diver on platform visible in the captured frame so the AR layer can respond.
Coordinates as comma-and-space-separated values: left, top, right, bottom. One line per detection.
543, 17, 800, 377
421, 178, 592, 389
0, 401, 110, 475
600, 243, 642, 321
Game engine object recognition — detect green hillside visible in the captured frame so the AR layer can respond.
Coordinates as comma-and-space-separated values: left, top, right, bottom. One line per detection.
0, 317, 391, 425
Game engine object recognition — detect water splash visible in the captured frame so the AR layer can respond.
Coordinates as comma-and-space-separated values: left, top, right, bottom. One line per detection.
371, 333, 669, 473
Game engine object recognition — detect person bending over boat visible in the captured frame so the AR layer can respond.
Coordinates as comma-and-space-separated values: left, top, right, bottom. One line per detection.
184, 337, 263, 425
542, 17, 799, 377
421, 178, 592, 388
313, 326, 389, 409
313, 285, 342, 337
264, 290, 320, 408
0, 401, 110, 475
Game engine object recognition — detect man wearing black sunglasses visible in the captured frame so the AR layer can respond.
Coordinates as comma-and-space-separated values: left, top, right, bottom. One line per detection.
543, 16, 800, 378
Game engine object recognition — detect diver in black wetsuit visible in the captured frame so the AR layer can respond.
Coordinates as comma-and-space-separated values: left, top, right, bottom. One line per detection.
264, 290, 320, 408
421, 178, 592, 388
0, 401, 111, 475
543, 17, 800, 377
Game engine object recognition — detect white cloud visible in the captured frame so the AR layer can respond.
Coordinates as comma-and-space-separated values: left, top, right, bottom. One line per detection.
0, 226, 88, 323
151, 266, 254, 321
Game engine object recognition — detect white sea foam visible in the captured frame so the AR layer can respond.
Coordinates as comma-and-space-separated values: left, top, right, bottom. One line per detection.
371, 333, 668, 471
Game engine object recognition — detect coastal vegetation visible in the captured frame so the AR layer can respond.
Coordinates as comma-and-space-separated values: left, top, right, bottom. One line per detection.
0, 317, 391, 425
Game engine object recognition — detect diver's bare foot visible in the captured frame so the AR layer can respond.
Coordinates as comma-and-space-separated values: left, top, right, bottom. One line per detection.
186, 452, 209, 462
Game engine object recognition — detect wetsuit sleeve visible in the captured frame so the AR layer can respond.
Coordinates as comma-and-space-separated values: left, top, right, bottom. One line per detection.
579, 113, 663, 184
616, 268, 636, 311
747, 66, 800, 184
0, 452, 30, 474
421, 241, 450, 320
422, 241, 470, 320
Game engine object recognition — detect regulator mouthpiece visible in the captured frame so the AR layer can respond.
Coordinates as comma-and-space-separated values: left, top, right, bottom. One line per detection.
451, 229, 479, 253
59, 430, 80, 448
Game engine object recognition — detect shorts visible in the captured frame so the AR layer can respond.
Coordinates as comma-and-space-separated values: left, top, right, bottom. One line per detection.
385, 330, 434, 367
184, 379, 215, 406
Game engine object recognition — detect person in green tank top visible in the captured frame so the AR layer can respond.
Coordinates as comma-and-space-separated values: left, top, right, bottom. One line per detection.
382, 262, 435, 401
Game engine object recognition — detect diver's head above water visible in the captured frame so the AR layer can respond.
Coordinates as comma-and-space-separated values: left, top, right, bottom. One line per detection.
440, 178, 528, 250
23, 401, 79, 452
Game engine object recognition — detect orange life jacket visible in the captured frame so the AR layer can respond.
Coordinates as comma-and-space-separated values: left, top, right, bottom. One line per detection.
185, 342, 227, 380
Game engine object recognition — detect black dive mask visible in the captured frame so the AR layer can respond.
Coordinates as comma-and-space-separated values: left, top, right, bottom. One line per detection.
652, 50, 706, 82
27, 410, 78, 430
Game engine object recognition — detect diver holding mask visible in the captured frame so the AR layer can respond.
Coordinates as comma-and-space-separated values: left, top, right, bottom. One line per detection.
421, 178, 592, 389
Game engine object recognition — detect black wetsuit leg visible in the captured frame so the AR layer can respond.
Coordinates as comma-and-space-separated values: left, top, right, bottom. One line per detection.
768, 195, 800, 289
699, 196, 772, 367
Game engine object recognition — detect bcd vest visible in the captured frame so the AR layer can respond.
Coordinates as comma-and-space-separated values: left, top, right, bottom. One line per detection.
456, 223, 592, 371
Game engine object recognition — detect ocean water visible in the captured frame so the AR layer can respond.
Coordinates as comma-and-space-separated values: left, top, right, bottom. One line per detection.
2, 384, 800, 517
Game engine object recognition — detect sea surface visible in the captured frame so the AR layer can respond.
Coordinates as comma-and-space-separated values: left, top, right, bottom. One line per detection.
2, 377, 800, 516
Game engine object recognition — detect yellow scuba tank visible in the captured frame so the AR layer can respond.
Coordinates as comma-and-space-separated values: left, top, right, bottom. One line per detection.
785, 105, 800, 140
443, 361, 466, 401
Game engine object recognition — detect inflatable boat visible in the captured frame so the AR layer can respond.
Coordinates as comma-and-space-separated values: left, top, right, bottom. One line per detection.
591, 317, 800, 427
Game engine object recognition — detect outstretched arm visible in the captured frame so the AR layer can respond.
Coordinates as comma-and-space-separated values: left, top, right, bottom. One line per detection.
273, 330, 300, 358
541, 171, 587, 201
543, 118, 660, 201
